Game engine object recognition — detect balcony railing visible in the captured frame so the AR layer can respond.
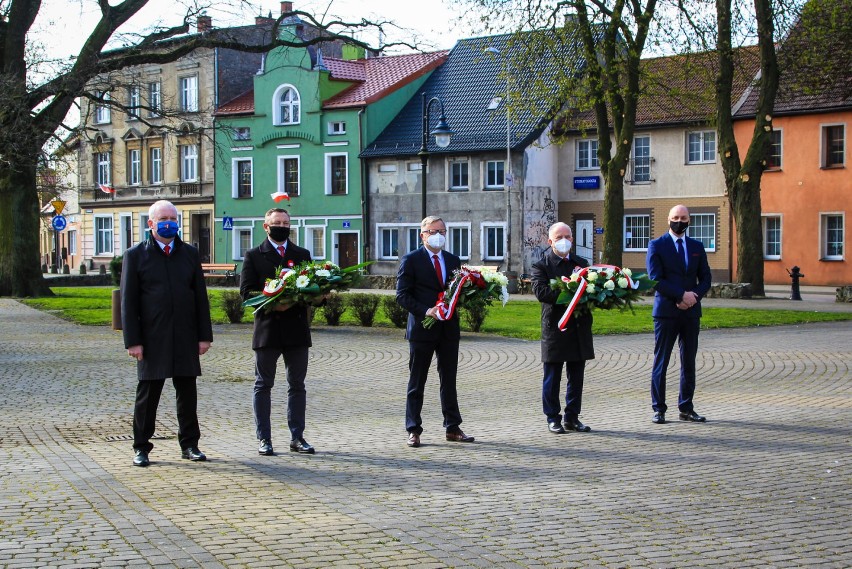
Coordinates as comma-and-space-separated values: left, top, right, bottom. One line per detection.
81, 182, 212, 204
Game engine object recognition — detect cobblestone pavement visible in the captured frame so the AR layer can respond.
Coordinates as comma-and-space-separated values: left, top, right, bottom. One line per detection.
1, 298, 850, 568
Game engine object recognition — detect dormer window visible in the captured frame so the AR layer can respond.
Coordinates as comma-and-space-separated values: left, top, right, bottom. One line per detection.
487, 96, 503, 110
273, 85, 300, 125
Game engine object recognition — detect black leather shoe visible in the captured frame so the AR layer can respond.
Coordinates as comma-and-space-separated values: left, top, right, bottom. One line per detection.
679, 410, 706, 422
290, 438, 315, 454
445, 429, 475, 442
258, 439, 274, 456
563, 418, 591, 432
652, 412, 666, 424
181, 447, 207, 461
133, 449, 149, 467
407, 432, 421, 447
548, 421, 565, 434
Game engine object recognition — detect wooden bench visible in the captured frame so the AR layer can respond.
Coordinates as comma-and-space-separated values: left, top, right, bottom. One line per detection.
201, 263, 237, 286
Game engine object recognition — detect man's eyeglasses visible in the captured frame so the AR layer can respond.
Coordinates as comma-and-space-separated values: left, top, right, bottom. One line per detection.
422, 229, 447, 236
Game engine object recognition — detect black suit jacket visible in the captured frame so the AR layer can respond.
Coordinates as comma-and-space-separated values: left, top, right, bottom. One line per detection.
646, 233, 712, 319
396, 246, 462, 343
240, 239, 313, 350
531, 249, 595, 363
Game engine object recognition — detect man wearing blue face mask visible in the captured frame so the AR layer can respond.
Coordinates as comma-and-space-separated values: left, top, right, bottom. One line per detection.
121, 200, 213, 467
531, 222, 595, 434
396, 215, 474, 448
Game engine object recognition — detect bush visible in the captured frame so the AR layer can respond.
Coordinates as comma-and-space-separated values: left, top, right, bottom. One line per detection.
320, 293, 346, 325
348, 293, 380, 327
461, 302, 490, 332
220, 290, 245, 324
382, 296, 408, 328
109, 255, 123, 287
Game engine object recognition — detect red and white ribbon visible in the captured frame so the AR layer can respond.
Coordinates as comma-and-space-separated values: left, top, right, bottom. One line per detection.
431, 270, 481, 322
557, 264, 638, 331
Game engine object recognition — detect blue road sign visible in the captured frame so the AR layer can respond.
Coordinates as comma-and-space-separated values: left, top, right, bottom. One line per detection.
594, 227, 604, 234
51, 215, 67, 231
342, 221, 351, 228
222, 216, 234, 231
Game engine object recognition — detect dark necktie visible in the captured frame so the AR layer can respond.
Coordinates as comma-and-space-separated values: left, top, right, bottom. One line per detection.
676, 238, 685, 268
432, 254, 443, 285
277, 245, 285, 257
163, 244, 171, 256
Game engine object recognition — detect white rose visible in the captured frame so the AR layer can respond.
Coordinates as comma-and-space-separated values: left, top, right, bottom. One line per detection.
570, 273, 580, 282
587, 271, 599, 282
604, 280, 615, 290
295, 275, 311, 288
623, 267, 633, 277
315, 269, 331, 278
587, 284, 597, 294
618, 277, 629, 289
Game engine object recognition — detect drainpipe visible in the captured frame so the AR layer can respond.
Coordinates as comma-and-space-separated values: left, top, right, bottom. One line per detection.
358, 108, 370, 268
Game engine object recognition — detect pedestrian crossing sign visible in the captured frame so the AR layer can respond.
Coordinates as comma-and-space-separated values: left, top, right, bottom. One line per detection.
223, 216, 233, 231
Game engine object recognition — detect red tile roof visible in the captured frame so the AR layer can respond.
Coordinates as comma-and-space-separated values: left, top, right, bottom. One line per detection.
215, 50, 448, 115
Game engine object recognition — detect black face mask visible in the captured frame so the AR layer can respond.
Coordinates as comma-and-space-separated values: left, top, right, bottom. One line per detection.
268, 226, 290, 242
669, 220, 689, 235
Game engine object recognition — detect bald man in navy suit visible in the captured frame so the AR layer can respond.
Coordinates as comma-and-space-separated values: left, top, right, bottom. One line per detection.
646, 204, 712, 425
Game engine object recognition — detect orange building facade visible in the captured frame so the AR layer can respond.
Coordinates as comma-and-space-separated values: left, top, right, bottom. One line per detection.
733, 112, 849, 286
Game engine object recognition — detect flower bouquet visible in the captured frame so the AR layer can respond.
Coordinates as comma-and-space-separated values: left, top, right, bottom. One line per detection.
550, 264, 656, 331
242, 259, 372, 314
422, 266, 510, 329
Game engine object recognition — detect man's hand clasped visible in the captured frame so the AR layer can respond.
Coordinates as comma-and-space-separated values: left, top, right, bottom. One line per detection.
676, 291, 699, 310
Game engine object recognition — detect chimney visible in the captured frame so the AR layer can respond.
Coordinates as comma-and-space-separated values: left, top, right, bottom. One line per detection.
197, 14, 212, 33
281, 2, 293, 15
256, 11, 274, 25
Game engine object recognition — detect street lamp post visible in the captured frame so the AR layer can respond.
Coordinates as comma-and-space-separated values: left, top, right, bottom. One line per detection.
486, 47, 513, 272
418, 92, 453, 220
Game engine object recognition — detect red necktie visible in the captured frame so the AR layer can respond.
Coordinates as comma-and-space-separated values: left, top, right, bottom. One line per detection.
277, 245, 285, 257
163, 244, 171, 256
432, 254, 443, 285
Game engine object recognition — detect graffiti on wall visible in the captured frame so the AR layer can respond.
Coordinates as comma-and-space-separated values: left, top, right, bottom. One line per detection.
522, 185, 556, 273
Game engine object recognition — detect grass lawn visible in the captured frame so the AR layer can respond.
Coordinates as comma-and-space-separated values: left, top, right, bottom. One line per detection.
18, 287, 852, 339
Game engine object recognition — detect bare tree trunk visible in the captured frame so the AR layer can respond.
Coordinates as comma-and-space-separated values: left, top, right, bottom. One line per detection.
0, 162, 52, 297
601, 159, 626, 267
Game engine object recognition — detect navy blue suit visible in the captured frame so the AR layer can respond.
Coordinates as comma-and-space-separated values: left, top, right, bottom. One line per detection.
396, 246, 463, 434
646, 233, 712, 414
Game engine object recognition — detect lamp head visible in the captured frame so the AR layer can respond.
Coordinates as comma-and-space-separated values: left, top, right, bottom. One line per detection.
431, 116, 453, 148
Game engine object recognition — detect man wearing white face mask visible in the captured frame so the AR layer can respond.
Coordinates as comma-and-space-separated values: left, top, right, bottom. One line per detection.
396, 216, 473, 448
531, 222, 595, 434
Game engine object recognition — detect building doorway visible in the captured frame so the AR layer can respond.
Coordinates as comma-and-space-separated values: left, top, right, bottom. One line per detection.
335, 232, 359, 268
191, 213, 211, 263
575, 219, 593, 264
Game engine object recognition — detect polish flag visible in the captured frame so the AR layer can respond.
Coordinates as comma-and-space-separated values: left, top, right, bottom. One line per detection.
270, 191, 290, 203
98, 183, 115, 194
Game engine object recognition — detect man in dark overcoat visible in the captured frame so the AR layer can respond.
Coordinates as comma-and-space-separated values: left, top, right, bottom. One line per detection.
240, 208, 315, 456
531, 222, 595, 434
121, 200, 213, 467
396, 215, 474, 448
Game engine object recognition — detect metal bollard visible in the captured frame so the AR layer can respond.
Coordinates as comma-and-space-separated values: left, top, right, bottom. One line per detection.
786, 266, 804, 301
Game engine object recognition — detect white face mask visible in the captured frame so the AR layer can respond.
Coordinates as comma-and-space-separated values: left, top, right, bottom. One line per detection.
553, 238, 572, 255
426, 233, 446, 249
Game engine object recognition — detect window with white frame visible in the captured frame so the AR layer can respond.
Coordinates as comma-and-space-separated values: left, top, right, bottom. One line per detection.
94, 92, 110, 124
96, 152, 111, 185
687, 131, 716, 164
149, 147, 162, 184
278, 156, 300, 196
576, 138, 599, 170
687, 213, 716, 252
234, 228, 253, 260
233, 158, 252, 198
762, 215, 781, 259
68, 230, 77, 256
148, 82, 161, 117
233, 127, 251, 141
450, 160, 469, 190
767, 129, 782, 170
326, 153, 347, 195
821, 214, 844, 259
379, 227, 399, 259
305, 227, 325, 259
482, 224, 505, 260
180, 144, 198, 182
179, 76, 198, 112
631, 135, 651, 182
822, 125, 845, 167
407, 162, 422, 172
274, 85, 300, 125
328, 121, 346, 135
378, 164, 397, 173
128, 149, 141, 185
486, 160, 505, 189
406, 227, 420, 253
127, 86, 140, 119
94, 215, 114, 255
624, 214, 650, 251
448, 226, 470, 259
140, 214, 151, 241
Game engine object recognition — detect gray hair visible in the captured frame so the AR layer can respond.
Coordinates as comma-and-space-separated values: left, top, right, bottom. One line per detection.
548, 222, 572, 240
420, 216, 444, 230
148, 200, 177, 220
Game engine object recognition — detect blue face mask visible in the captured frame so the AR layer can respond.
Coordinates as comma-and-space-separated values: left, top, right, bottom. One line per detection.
156, 220, 179, 239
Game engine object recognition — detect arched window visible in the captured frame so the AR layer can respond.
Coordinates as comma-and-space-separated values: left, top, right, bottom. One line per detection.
273, 85, 300, 125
